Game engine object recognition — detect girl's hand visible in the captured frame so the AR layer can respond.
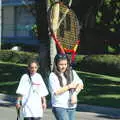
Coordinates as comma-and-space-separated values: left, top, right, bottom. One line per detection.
16, 96, 22, 110
68, 82, 77, 89
42, 103, 47, 111
71, 94, 77, 104
16, 104, 21, 110
41, 97, 47, 111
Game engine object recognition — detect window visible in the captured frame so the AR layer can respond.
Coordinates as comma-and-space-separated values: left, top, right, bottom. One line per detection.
15, 6, 35, 37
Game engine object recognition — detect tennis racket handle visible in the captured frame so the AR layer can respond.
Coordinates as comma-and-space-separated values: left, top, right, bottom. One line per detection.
51, 34, 65, 54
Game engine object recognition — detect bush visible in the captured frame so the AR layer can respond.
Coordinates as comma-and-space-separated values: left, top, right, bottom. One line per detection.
75, 55, 120, 77
1, 50, 120, 77
2, 43, 39, 52
0, 50, 39, 64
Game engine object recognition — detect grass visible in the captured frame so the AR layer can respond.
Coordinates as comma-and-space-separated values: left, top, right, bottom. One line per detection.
0, 62, 120, 108
0, 61, 27, 95
77, 71, 120, 108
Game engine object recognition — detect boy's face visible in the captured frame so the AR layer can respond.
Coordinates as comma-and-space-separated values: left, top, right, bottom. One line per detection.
28, 62, 38, 75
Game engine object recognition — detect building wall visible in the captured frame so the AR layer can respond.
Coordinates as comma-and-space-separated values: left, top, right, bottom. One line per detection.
15, 6, 35, 37
2, 6, 15, 37
2, 1, 39, 46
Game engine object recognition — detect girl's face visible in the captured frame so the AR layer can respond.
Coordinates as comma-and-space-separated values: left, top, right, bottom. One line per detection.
57, 59, 67, 73
28, 62, 38, 75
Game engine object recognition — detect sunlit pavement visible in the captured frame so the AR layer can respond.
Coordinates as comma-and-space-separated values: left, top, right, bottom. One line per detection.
0, 94, 120, 120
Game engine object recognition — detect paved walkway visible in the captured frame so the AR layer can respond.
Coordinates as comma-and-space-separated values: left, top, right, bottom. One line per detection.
0, 93, 120, 120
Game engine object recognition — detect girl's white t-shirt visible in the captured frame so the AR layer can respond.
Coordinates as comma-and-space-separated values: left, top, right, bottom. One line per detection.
49, 70, 83, 108
16, 73, 48, 117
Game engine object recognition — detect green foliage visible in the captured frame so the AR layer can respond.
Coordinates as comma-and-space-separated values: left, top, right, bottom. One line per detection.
75, 55, 120, 77
107, 45, 116, 53
96, 0, 120, 32
31, 24, 38, 35
96, 11, 102, 24
0, 50, 39, 64
2, 43, 39, 52
77, 71, 120, 108
0, 62, 27, 95
0, 62, 120, 108
75, 55, 85, 63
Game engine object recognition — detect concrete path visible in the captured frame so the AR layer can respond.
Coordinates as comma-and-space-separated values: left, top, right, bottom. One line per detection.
0, 93, 120, 120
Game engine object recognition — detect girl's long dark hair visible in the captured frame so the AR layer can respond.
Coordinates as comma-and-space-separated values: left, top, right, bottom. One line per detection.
27, 59, 39, 81
52, 54, 73, 87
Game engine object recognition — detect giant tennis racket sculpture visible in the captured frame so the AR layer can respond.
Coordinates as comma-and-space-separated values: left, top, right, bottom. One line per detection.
48, 0, 80, 63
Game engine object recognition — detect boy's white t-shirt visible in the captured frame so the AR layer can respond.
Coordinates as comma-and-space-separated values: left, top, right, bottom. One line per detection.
49, 70, 83, 108
16, 73, 48, 118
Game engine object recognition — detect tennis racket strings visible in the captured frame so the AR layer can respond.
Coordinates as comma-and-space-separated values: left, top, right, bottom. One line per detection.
48, 0, 80, 62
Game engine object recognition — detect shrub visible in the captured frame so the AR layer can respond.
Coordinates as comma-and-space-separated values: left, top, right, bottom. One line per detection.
2, 43, 39, 52
0, 50, 39, 64
75, 55, 120, 77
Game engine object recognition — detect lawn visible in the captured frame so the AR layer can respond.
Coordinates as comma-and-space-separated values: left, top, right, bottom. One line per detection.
77, 71, 120, 108
0, 62, 27, 95
0, 62, 120, 108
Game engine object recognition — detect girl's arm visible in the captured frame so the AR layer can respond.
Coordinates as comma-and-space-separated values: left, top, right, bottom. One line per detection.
54, 82, 77, 95
72, 70, 84, 96
41, 96, 47, 111
73, 83, 84, 96
70, 83, 84, 104
16, 95, 22, 109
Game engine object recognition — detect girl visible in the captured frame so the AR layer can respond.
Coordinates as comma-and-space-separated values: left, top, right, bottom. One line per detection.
16, 60, 48, 120
49, 54, 84, 120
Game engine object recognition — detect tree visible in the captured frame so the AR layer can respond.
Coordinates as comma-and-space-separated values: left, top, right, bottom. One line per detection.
23, 0, 50, 80
72, 0, 120, 54
96, 0, 120, 32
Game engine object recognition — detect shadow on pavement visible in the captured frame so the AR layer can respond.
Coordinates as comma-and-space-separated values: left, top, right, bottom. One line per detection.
0, 93, 16, 107
77, 104, 120, 119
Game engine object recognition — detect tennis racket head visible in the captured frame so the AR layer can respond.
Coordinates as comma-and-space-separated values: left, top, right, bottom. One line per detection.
48, 1, 80, 62
57, 3, 80, 50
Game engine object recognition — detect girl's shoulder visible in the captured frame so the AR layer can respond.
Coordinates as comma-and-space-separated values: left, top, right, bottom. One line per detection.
21, 73, 29, 78
35, 72, 41, 77
49, 72, 57, 78
72, 69, 77, 74
49, 72, 55, 76
33, 73, 43, 80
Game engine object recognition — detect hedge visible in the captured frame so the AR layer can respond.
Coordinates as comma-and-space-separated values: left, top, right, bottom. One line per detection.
75, 55, 120, 77
0, 50, 120, 77
0, 50, 39, 64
